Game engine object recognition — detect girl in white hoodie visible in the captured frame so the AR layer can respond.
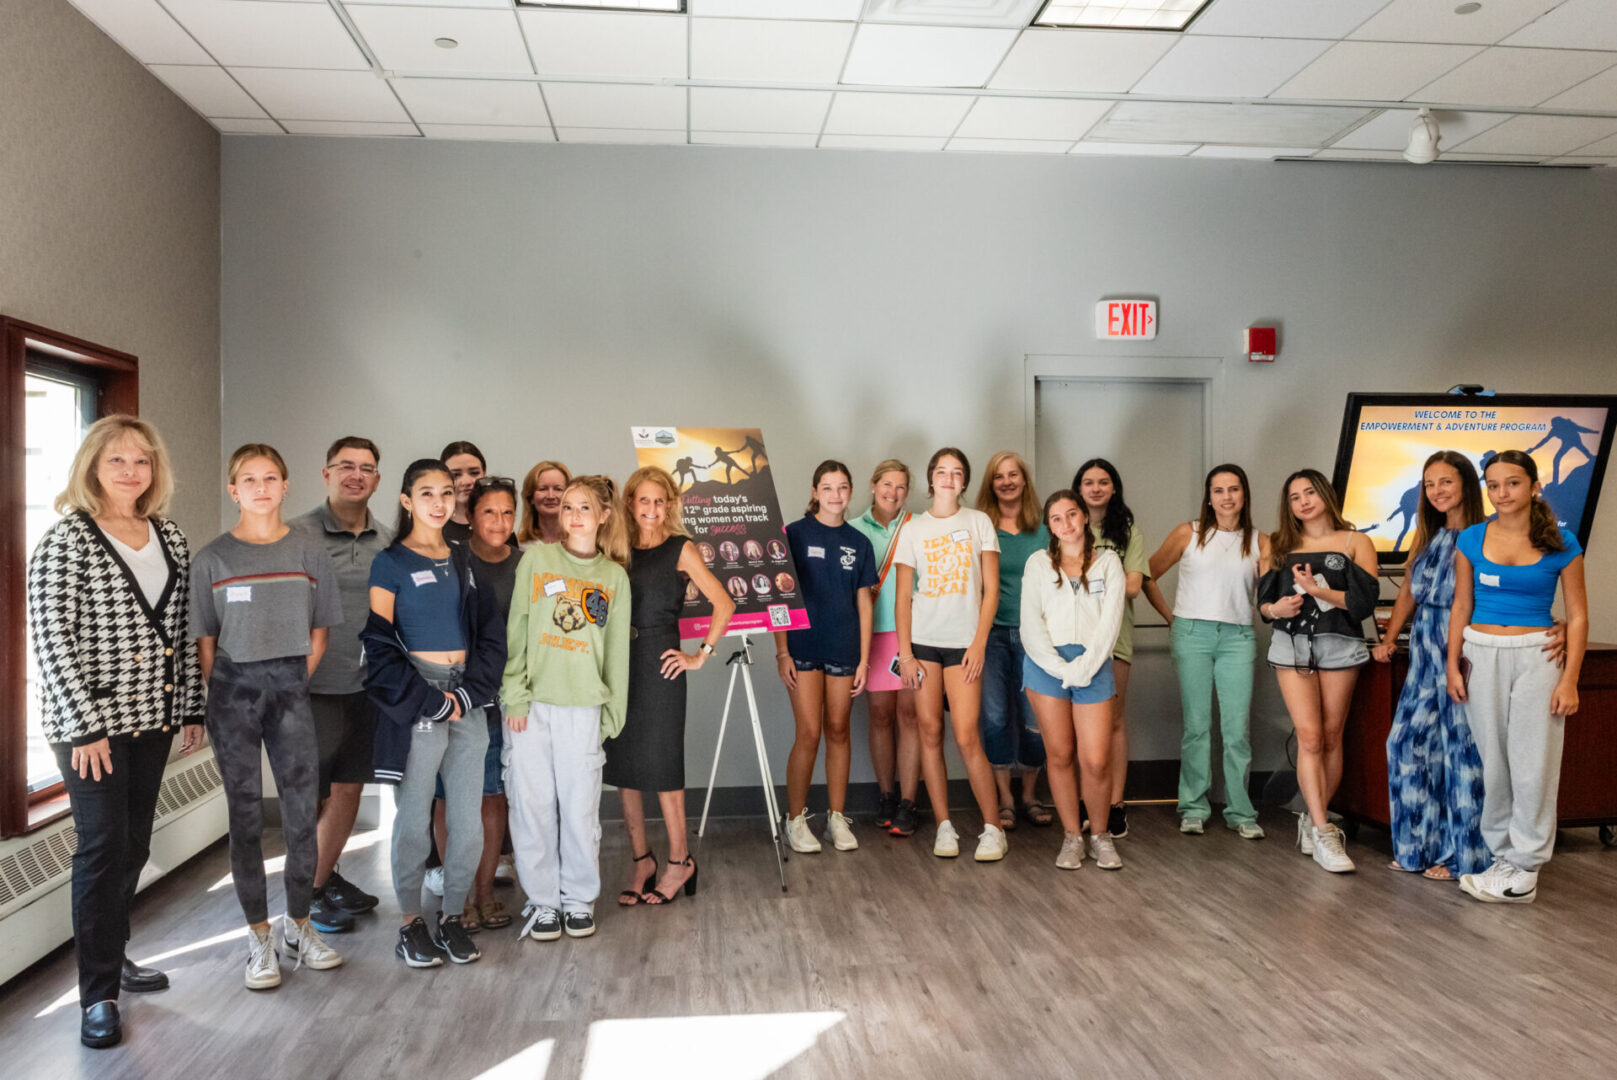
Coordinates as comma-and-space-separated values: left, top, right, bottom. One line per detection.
1020, 490, 1126, 872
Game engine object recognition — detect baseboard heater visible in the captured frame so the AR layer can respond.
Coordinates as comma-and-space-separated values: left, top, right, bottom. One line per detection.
0, 747, 228, 987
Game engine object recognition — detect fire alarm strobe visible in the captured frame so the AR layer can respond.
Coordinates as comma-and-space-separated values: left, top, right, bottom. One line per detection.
1246, 326, 1276, 363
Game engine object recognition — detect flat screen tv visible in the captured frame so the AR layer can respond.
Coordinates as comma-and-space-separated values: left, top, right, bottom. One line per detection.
1331, 392, 1617, 566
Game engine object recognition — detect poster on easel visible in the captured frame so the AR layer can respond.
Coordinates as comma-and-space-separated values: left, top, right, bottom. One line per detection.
630, 426, 809, 640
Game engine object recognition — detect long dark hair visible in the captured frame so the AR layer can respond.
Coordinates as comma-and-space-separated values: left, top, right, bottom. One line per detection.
393, 458, 451, 544
1195, 463, 1255, 558
439, 440, 486, 470
1269, 468, 1351, 570
1042, 489, 1095, 590
805, 459, 853, 515
1408, 450, 1486, 560
1484, 449, 1564, 553
1071, 457, 1133, 551
926, 447, 971, 498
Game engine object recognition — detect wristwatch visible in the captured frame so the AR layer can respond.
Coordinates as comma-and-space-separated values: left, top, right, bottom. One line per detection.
700, 643, 716, 657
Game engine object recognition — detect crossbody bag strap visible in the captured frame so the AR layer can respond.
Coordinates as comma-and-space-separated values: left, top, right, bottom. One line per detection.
874, 512, 912, 593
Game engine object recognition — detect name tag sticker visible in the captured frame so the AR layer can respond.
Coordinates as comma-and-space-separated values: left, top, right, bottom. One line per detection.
1088, 578, 1106, 595
411, 570, 437, 587
807, 546, 825, 559
1480, 572, 1501, 588
226, 586, 251, 603
543, 578, 566, 597
949, 529, 970, 544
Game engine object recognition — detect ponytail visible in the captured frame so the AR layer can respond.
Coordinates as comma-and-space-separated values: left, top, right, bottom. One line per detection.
392, 459, 451, 545
1041, 490, 1094, 589
805, 459, 853, 516
1487, 449, 1565, 553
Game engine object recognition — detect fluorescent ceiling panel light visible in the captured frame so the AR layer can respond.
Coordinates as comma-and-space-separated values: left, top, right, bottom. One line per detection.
1091, 101, 1368, 145
1035, 0, 1213, 32
861, 0, 1044, 29
516, 1, 683, 11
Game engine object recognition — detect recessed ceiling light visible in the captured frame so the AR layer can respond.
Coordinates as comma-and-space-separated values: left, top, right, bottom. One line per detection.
1035, 0, 1213, 31
514, 1, 684, 11
863, 0, 1044, 29
1454, 3, 1483, 14
434, 37, 458, 49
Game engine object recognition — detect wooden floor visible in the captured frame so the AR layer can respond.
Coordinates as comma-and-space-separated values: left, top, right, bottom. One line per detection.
3, 805, 1616, 1080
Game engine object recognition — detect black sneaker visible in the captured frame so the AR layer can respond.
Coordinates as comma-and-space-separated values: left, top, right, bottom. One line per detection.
875, 790, 899, 829
308, 888, 355, 934
563, 911, 596, 938
396, 917, 444, 968
1108, 803, 1128, 839
889, 799, 919, 837
523, 904, 563, 942
432, 914, 482, 964
322, 870, 379, 914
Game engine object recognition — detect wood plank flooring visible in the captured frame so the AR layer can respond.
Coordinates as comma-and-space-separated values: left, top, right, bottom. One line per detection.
2, 805, 1615, 1079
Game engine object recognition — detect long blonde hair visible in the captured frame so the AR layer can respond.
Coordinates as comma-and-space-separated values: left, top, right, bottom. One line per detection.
1269, 468, 1352, 570
518, 460, 572, 545
975, 450, 1040, 533
565, 475, 629, 566
56, 414, 175, 519
621, 466, 689, 545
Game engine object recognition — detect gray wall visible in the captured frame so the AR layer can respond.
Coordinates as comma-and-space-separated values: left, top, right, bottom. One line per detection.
1, 0, 221, 538
221, 135, 1617, 786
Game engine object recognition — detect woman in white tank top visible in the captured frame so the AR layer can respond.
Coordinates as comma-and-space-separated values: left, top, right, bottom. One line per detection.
1147, 465, 1268, 838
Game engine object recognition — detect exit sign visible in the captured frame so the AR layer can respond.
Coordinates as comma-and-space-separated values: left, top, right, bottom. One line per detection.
1095, 300, 1157, 340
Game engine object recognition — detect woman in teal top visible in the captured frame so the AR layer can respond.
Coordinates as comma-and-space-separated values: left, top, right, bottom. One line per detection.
975, 452, 1051, 829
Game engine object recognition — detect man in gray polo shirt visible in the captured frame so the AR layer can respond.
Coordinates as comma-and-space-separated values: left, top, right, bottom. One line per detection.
290, 436, 392, 925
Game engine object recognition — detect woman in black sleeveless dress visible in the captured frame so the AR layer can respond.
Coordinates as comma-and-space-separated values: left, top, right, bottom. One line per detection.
606, 467, 733, 905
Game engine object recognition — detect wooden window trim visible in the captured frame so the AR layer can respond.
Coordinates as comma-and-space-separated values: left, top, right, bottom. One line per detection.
1, 316, 138, 839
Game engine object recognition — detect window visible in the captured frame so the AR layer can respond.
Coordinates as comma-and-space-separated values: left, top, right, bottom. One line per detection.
1, 317, 138, 837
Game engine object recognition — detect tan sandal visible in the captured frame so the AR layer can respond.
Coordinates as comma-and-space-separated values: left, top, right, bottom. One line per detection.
1421, 865, 1454, 881
997, 804, 1018, 832
477, 898, 512, 929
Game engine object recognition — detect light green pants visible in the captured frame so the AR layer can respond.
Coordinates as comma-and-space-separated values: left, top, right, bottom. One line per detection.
1170, 618, 1257, 826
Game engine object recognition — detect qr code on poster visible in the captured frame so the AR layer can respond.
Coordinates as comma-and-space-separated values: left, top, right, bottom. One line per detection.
768, 604, 791, 628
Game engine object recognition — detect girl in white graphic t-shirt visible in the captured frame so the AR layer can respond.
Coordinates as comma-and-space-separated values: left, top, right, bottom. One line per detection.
893, 448, 1008, 863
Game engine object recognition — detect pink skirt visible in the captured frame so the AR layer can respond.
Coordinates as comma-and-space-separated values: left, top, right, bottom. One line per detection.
865, 631, 904, 693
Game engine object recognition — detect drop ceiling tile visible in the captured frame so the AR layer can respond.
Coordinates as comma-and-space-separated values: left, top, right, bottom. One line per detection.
691, 0, 862, 15
691, 131, 819, 147
519, 11, 686, 79
230, 67, 409, 122
1312, 148, 1407, 160
213, 118, 283, 134
557, 128, 687, 144
1188, 0, 1389, 39
690, 18, 854, 82
66, 0, 211, 64
281, 120, 420, 136
1548, 155, 1617, 166
392, 78, 549, 125
987, 29, 1177, 93
419, 124, 557, 141
689, 87, 832, 133
954, 97, 1110, 140
1351, 0, 1559, 45
1068, 141, 1195, 156
347, 6, 531, 74
160, 0, 367, 69
1330, 108, 1508, 150
1567, 131, 1617, 157
1449, 114, 1617, 156
1091, 101, 1369, 145
1275, 42, 1481, 102
823, 92, 973, 136
1504, 0, 1617, 50
841, 25, 1018, 88
818, 133, 949, 150
539, 83, 687, 129
1191, 144, 1309, 158
148, 65, 267, 118
1132, 36, 1333, 99
1412, 47, 1616, 107
946, 137, 1073, 153
1542, 67, 1617, 111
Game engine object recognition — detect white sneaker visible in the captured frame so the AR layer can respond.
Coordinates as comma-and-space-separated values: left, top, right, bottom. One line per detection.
1179, 817, 1205, 835
423, 866, 445, 896
1089, 832, 1123, 871
1055, 833, 1084, 870
1460, 860, 1537, 904
824, 810, 858, 852
245, 924, 281, 990
1231, 822, 1266, 840
284, 916, 343, 972
1296, 813, 1315, 855
933, 819, 960, 858
974, 824, 1008, 863
1310, 824, 1356, 873
785, 811, 822, 854
494, 854, 517, 885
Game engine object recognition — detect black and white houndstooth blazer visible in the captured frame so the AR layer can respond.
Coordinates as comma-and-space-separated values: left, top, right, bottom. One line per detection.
28, 511, 205, 746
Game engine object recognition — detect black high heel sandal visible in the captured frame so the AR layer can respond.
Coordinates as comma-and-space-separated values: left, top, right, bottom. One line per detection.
618, 851, 657, 906
643, 854, 698, 905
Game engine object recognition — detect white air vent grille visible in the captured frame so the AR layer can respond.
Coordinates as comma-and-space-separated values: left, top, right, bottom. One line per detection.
154, 755, 223, 821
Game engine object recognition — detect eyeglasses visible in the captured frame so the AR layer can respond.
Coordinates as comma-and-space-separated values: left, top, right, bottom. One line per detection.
327, 462, 378, 476
474, 476, 517, 489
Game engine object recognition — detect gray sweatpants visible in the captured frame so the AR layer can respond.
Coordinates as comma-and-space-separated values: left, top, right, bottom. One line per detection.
390, 659, 488, 918
1461, 627, 1564, 873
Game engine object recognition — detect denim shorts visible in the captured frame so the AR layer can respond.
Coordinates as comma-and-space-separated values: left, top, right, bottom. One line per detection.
1022, 643, 1116, 705
793, 657, 859, 678
1267, 631, 1369, 672
913, 643, 968, 668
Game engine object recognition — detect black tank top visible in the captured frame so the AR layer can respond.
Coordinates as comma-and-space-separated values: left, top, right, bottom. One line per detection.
628, 535, 689, 631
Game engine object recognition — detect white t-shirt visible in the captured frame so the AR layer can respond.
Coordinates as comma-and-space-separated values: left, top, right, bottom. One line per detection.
892, 507, 1000, 648
106, 520, 171, 607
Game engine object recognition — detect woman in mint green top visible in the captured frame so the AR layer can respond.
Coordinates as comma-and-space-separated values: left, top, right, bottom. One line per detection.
975, 452, 1051, 829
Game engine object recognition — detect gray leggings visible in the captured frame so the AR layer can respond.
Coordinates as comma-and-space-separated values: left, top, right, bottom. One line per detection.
391, 658, 488, 918
206, 654, 319, 925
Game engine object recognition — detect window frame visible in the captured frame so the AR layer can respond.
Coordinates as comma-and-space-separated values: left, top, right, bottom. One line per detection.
1, 316, 138, 838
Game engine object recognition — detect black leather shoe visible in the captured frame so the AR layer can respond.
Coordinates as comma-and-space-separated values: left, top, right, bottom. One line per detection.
120, 958, 169, 993
321, 870, 379, 914
81, 1001, 122, 1048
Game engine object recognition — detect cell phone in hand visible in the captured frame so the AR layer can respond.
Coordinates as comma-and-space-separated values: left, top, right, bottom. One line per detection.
890, 655, 923, 684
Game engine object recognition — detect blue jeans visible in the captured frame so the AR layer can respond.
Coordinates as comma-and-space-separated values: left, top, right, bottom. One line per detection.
981, 625, 1045, 770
